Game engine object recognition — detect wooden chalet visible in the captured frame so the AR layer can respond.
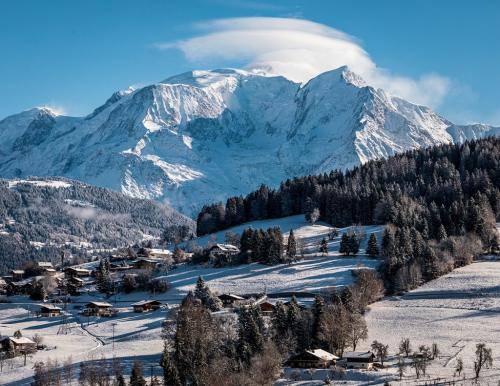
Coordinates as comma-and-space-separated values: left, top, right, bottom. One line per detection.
65, 266, 91, 277
131, 300, 162, 312
133, 258, 160, 270
218, 293, 245, 307
209, 244, 240, 259
11, 270, 25, 280
343, 351, 375, 370
1, 336, 36, 353
83, 301, 116, 317
147, 249, 172, 259
39, 304, 62, 317
286, 349, 339, 368
37, 262, 53, 270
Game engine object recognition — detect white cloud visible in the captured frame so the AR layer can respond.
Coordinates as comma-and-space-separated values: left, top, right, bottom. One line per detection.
157, 17, 450, 108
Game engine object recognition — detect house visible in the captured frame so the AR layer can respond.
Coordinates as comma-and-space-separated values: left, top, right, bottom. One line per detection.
258, 300, 276, 314
8, 278, 37, 295
43, 268, 57, 276
39, 304, 62, 317
83, 301, 116, 317
37, 262, 53, 270
218, 293, 245, 307
133, 258, 161, 270
109, 261, 133, 271
1, 337, 37, 354
11, 270, 25, 280
148, 249, 173, 259
209, 244, 240, 259
286, 349, 339, 368
0, 278, 7, 294
343, 351, 375, 370
131, 300, 162, 312
65, 267, 91, 277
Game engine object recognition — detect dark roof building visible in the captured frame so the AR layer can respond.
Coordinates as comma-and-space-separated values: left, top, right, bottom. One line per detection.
286, 349, 339, 368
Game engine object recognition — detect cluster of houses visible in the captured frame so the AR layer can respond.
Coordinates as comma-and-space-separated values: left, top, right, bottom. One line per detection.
1, 247, 178, 297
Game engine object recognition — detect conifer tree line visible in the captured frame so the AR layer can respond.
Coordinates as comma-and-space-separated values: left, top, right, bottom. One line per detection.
197, 138, 500, 292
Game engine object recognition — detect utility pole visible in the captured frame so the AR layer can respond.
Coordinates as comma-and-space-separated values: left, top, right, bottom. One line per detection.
112, 322, 117, 350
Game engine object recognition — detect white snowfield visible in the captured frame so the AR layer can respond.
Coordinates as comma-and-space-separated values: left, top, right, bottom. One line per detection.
0, 67, 498, 216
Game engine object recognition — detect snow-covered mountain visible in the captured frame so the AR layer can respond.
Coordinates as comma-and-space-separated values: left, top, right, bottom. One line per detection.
0, 66, 497, 217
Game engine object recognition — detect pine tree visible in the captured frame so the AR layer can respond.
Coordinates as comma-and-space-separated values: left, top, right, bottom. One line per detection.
160, 345, 181, 386
286, 229, 297, 261
238, 306, 264, 364
319, 238, 328, 255
194, 276, 221, 311
311, 295, 325, 347
437, 224, 447, 241
129, 361, 146, 386
366, 234, 379, 257
97, 258, 112, 295
348, 234, 360, 255
339, 233, 350, 256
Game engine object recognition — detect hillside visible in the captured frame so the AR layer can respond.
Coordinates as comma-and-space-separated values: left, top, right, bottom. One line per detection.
0, 67, 498, 216
0, 177, 194, 273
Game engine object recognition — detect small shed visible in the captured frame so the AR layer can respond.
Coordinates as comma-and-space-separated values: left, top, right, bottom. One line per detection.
131, 300, 162, 312
343, 351, 375, 370
39, 304, 62, 317
218, 293, 245, 307
83, 301, 115, 316
286, 349, 339, 368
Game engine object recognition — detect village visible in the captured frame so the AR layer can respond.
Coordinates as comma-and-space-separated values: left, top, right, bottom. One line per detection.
0, 217, 499, 385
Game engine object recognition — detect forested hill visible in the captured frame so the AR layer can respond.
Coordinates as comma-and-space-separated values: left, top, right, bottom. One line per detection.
0, 178, 194, 273
197, 137, 500, 292
198, 137, 500, 234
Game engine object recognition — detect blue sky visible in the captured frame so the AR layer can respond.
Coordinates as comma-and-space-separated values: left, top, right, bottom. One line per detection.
0, 0, 499, 124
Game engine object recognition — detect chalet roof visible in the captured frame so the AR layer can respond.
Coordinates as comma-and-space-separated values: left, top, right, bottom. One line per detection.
38, 262, 53, 268
86, 301, 112, 308
211, 243, 240, 253
11, 270, 25, 274
40, 304, 62, 311
9, 337, 35, 345
218, 293, 245, 301
306, 349, 339, 361
66, 267, 91, 273
134, 258, 161, 264
131, 300, 162, 306
343, 351, 375, 360
148, 249, 172, 255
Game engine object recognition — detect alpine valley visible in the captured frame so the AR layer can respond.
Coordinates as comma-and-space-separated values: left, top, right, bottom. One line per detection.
1, 66, 498, 217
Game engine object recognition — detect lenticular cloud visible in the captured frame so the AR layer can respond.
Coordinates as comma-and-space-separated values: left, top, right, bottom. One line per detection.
158, 17, 450, 108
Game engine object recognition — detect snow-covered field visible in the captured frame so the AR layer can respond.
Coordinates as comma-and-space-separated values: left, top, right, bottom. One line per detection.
360, 261, 500, 384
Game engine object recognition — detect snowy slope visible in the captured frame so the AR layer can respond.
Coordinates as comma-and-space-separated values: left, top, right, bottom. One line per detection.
0, 66, 497, 217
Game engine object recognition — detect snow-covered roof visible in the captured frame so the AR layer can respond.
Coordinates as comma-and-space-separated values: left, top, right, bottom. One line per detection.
38, 262, 53, 268
8, 337, 35, 345
212, 243, 240, 252
66, 266, 91, 272
11, 270, 24, 274
306, 349, 339, 361
343, 351, 374, 359
131, 300, 161, 306
40, 304, 61, 311
87, 301, 112, 308
148, 248, 172, 255
219, 293, 245, 300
